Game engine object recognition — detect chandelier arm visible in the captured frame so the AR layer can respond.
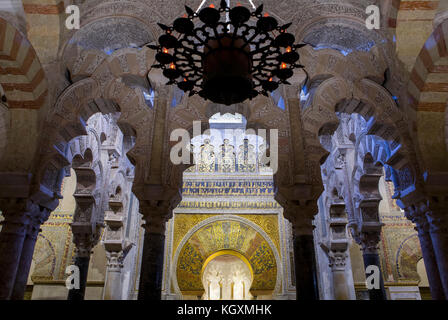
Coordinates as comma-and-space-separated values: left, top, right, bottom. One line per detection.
176, 45, 204, 58
239, 30, 263, 51
191, 33, 213, 50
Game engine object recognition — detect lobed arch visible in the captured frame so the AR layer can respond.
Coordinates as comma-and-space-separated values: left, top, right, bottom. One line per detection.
108, 169, 128, 201
37, 44, 156, 194
300, 43, 388, 87
322, 168, 345, 205
66, 118, 108, 198
70, 146, 104, 247
302, 77, 406, 171
357, 153, 384, 199
291, 1, 382, 43
106, 168, 131, 227
351, 131, 415, 209
58, 0, 161, 78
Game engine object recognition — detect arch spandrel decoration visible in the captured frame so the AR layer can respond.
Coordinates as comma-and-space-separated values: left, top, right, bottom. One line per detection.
175, 219, 278, 295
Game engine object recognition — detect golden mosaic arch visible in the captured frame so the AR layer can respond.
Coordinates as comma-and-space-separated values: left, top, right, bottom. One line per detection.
176, 220, 277, 296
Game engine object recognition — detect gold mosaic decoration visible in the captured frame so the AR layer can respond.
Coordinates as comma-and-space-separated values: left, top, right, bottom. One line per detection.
173, 214, 280, 257
176, 220, 277, 292
31, 174, 77, 282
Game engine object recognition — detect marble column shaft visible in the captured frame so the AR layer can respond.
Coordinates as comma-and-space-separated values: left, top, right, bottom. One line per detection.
356, 228, 387, 300
0, 211, 28, 299
11, 216, 43, 300
103, 251, 125, 300
328, 251, 350, 300
293, 233, 319, 300
410, 209, 446, 300
362, 250, 386, 300
426, 207, 448, 298
138, 231, 166, 300
0, 199, 45, 300
67, 254, 91, 300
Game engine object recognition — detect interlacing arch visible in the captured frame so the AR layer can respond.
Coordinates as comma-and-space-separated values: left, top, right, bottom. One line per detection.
301, 76, 404, 185
70, 145, 104, 252
348, 113, 414, 208
36, 45, 156, 193
59, 0, 159, 78
300, 46, 388, 86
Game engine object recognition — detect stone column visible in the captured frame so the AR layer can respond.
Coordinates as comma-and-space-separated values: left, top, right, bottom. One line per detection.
0, 199, 32, 300
359, 231, 387, 300
289, 208, 319, 301
355, 199, 387, 300
11, 210, 50, 300
67, 182, 101, 301
67, 234, 96, 300
328, 251, 350, 300
102, 197, 133, 300
292, 230, 319, 300
426, 202, 448, 298
322, 202, 351, 300
405, 204, 445, 299
103, 251, 125, 300
138, 204, 170, 300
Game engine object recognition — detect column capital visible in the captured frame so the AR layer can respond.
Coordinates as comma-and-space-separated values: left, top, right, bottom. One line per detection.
283, 203, 318, 236
139, 199, 176, 235
328, 250, 348, 271
426, 207, 448, 235
320, 242, 349, 271
106, 251, 125, 271
404, 202, 430, 235
276, 184, 320, 228
0, 198, 50, 236
404, 196, 448, 235
356, 230, 382, 255
72, 230, 101, 258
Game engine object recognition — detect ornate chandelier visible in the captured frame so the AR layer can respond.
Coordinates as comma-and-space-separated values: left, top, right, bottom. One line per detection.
148, 1, 305, 106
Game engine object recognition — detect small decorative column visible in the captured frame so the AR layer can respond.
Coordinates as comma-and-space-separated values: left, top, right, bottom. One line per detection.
327, 251, 350, 299
67, 233, 98, 300
67, 192, 101, 300
0, 199, 39, 299
426, 199, 448, 298
11, 210, 50, 300
405, 203, 445, 299
321, 202, 351, 300
103, 251, 125, 300
138, 202, 171, 300
102, 195, 133, 300
356, 200, 387, 300
286, 205, 320, 300
358, 230, 387, 300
